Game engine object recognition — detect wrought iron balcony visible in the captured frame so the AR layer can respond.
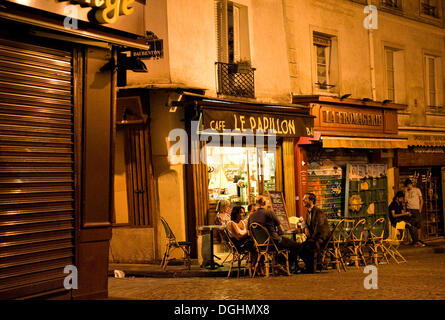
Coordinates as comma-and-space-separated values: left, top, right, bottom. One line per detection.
216, 62, 256, 98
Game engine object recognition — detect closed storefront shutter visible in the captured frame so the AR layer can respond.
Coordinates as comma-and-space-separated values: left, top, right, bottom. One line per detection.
0, 36, 75, 299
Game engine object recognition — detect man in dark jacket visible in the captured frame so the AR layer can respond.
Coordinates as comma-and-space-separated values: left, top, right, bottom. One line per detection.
300, 193, 330, 273
248, 196, 301, 272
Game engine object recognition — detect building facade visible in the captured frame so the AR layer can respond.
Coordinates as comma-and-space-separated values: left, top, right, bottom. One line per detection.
109, 0, 445, 266
0, 0, 148, 299
282, 0, 445, 238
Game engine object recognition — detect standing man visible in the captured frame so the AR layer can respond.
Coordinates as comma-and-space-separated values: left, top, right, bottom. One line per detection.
404, 179, 425, 245
248, 196, 301, 273
300, 193, 330, 273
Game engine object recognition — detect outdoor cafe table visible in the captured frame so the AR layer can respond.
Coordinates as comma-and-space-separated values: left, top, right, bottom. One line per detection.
198, 225, 224, 270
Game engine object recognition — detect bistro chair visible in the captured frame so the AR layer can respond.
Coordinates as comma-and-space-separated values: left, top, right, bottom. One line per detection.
322, 219, 347, 272
384, 221, 407, 264
344, 218, 367, 268
160, 217, 192, 270
222, 227, 251, 278
367, 217, 390, 265
249, 223, 291, 277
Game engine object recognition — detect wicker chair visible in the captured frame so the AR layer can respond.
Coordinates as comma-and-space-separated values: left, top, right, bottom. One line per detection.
322, 219, 347, 272
222, 227, 251, 278
249, 223, 290, 277
344, 218, 368, 268
367, 217, 390, 265
160, 217, 191, 270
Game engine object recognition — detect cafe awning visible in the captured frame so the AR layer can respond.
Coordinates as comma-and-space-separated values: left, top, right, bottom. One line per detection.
321, 136, 408, 149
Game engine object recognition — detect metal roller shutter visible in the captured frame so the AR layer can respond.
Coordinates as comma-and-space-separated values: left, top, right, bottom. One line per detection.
0, 36, 75, 299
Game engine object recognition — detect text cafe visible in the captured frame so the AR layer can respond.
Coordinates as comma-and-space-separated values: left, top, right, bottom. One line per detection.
0, 0, 147, 299
181, 97, 314, 250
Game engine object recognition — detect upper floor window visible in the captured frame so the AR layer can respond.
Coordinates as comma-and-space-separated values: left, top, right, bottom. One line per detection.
312, 32, 339, 93
382, 0, 402, 9
421, 0, 439, 18
384, 47, 406, 103
425, 54, 441, 109
216, 0, 250, 64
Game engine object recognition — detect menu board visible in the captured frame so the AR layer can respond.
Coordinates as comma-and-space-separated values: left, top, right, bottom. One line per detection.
267, 191, 291, 232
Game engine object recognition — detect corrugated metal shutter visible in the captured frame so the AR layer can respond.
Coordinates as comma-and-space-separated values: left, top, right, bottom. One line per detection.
0, 36, 75, 299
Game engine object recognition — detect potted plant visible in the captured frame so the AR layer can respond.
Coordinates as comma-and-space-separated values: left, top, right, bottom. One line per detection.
236, 59, 252, 74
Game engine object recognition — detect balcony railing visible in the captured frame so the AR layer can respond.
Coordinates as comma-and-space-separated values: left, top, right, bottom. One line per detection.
216, 62, 256, 99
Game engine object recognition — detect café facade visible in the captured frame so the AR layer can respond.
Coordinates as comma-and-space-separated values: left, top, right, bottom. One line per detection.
0, 0, 147, 299
292, 95, 408, 236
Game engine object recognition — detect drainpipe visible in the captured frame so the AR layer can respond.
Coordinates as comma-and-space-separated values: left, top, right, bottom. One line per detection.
367, 0, 377, 101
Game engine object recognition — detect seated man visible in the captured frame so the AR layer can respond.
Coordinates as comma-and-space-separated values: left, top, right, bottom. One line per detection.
389, 191, 424, 247
300, 193, 330, 273
247, 196, 301, 273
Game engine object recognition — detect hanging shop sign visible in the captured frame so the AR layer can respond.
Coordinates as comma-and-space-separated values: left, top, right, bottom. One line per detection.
131, 32, 164, 60
201, 109, 314, 138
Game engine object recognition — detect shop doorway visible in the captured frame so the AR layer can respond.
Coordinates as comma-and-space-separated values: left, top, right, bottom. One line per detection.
399, 167, 444, 239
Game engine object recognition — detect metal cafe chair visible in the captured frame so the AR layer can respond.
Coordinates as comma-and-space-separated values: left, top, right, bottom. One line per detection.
367, 217, 390, 265
383, 221, 407, 264
344, 218, 368, 268
222, 227, 252, 278
160, 216, 192, 270
249, 223, 291, 277
323, 219, 347, 272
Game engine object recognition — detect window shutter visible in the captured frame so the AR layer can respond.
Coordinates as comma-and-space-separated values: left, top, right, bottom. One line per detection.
215, 0, 228, 63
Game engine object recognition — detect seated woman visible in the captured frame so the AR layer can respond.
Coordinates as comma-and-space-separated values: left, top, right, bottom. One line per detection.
389, 191, 423, 247
227, 206, 252, 251
215, 199, 231, 226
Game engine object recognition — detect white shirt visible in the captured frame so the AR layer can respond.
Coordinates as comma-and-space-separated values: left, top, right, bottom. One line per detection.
406, 187, 422, 210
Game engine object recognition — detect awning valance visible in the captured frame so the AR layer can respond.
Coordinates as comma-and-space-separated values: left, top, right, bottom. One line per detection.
399, 133, 445, 147
321, 136, 408, 149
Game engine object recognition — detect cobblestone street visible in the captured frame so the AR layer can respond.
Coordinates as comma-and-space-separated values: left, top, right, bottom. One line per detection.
108, 249, 445, 300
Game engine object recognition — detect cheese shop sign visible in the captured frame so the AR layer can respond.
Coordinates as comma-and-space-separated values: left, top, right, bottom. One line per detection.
201, 109, 314, 138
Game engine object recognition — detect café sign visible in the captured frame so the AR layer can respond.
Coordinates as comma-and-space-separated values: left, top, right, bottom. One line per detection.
201, 109, 314, 138
4, 0, 144, 34
68, 0, 135, 24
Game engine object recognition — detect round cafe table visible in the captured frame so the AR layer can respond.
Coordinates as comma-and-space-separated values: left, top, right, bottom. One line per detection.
198, 225, 224, 270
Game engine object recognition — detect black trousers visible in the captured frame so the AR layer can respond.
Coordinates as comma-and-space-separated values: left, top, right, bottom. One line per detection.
276, 237, 301, 268
299, 238, 324, 272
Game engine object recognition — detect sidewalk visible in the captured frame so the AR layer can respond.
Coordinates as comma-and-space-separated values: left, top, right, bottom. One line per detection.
109, 238, 445, 279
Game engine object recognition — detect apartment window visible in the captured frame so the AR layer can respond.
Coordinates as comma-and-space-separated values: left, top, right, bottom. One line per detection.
382, 0, 401, 9
421, 0, 439, 18
216, 0, 250, 64
386, 49, 395, 101
425, 55, 440, 108
313, 33, 338, 92
384, 47, 406, 103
